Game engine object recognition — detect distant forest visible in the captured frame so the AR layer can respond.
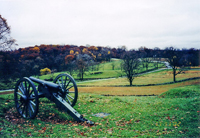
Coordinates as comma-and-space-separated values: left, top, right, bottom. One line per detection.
0, 44, 199, 86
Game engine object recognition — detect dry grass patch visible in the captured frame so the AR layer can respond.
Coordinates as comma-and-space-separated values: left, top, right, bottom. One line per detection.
78, 79, 200, 95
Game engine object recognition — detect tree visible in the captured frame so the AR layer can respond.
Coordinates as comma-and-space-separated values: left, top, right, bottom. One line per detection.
0, 51, 17, 84
0, 15, 17, 51
165, 47, 188, 82
65, 55, 75, 76
122, 51, 140, 86
76, 54, 93, 80
111, 61, 115, 70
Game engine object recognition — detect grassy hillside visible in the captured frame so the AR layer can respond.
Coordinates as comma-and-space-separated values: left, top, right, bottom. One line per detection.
38, 59, 165, 81
0, 85, 199, 137
159, 85, 200, 98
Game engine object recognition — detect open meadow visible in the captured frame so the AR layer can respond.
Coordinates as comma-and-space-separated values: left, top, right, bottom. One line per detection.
0, 67, 200, 137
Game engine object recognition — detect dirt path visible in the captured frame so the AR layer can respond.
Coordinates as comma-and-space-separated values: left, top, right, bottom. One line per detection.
0, 90, 14, 95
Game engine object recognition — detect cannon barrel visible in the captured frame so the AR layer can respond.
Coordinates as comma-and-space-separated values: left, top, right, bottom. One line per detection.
29, 77, 60, 90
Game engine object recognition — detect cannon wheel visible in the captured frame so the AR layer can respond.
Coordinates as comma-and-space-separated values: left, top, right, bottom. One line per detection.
14, 77, 39, 119
54, 74, 78, 107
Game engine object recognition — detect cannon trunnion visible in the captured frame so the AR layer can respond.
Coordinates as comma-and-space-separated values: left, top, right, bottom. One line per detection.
14, 73, 93, 125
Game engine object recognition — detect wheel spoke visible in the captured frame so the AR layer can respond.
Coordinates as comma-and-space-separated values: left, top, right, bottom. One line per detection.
30, 100, 36, 106
67, 94, 74, 100
66, 85, 73, 91
65, 95, 72, 105
18, 102, 24, 109
65, 80, 71, 89
29, 102, 34, 112
17, 92, 24, 97
28, 84, 31, 96
64, 76, 67, 88
29, 90, 34, 97
28, 94, 35, 100
18, 86, 24, 94
57, 80, 62, 88
21, 83, 26, 93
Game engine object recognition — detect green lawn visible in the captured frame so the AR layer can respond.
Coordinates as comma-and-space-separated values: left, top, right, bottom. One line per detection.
0, 85, 199, 137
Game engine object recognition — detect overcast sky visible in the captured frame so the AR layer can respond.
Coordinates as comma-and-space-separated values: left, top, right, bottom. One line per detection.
0, 0, 200, 50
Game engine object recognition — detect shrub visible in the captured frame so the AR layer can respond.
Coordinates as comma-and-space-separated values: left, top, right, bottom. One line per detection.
40, 68, 51, 75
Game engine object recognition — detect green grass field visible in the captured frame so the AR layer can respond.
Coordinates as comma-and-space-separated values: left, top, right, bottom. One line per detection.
0, 85, 199, 137
0, 60, 199, 137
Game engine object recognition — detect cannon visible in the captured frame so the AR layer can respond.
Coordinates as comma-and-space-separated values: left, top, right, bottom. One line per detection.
14, 73, 93, 125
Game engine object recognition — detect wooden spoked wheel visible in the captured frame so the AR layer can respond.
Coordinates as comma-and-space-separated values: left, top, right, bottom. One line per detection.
14, 77, 39, 119
53, 74, 78, 107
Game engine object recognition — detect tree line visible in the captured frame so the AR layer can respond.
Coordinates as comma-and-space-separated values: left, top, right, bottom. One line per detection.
0, 44, 199, 83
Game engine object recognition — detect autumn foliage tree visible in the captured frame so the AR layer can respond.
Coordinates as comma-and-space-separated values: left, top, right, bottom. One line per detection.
65, 55, 75, 76
0, 15, 17, 51
65, 55, 74, 64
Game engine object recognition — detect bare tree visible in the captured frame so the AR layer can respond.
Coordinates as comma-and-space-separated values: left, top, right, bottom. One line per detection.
165, 47, 188, 82
122, 51, 140, 86
0, 15, 17, 51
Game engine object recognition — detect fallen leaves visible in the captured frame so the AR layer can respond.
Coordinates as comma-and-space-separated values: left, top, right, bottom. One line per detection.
38, 127, 47, 133
27, 132, 32, 136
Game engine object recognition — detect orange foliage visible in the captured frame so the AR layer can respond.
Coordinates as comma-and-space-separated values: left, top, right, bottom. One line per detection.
65, 55, 74, 64
20, 55, 24, 58
32, 47, 40, 53
88, 46, 98, 51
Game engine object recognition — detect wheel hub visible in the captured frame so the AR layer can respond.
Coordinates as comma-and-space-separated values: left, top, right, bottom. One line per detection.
20, 95, 28, 103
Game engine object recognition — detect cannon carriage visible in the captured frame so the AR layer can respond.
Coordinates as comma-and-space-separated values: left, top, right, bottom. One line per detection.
14, 73, 93, 125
